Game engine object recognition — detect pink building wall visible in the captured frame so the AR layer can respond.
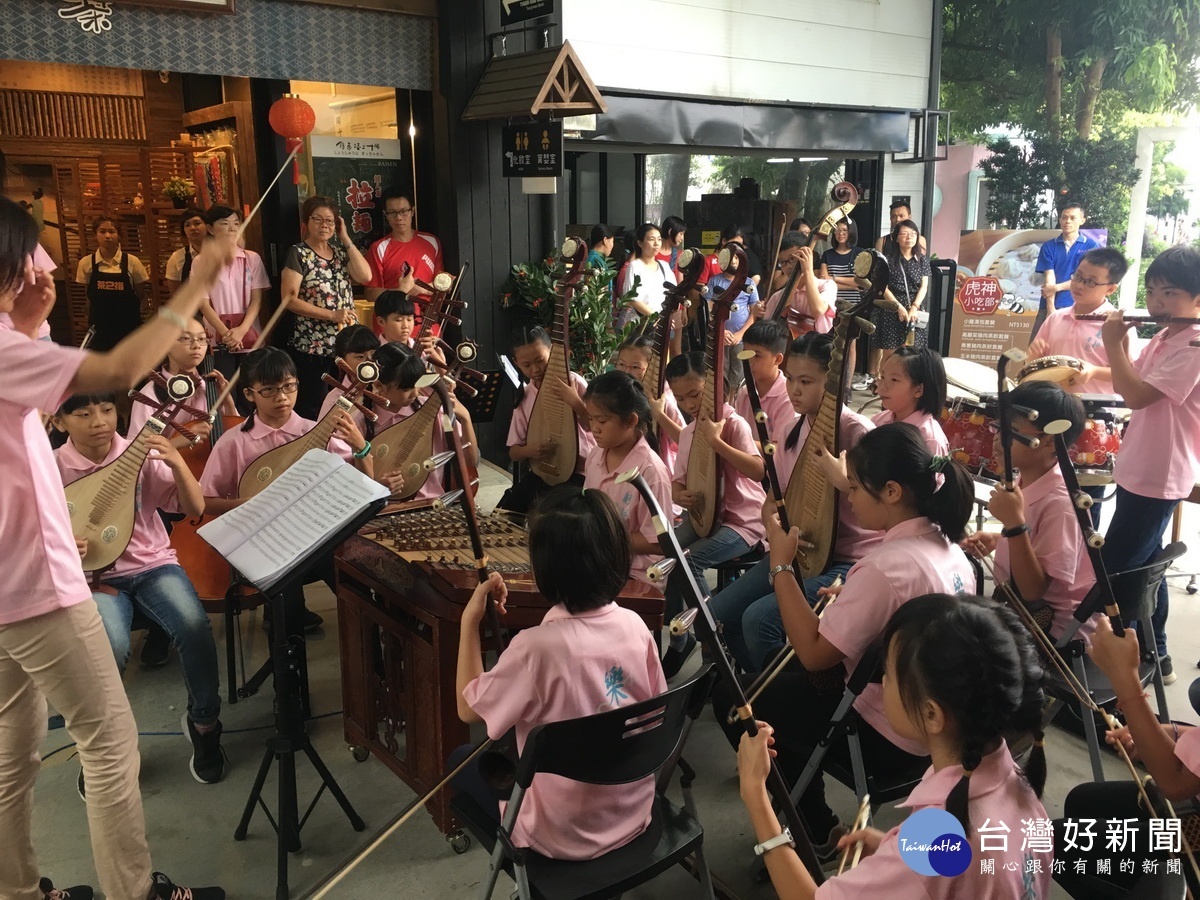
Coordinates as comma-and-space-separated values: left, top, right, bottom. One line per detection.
930, 144, 992, 260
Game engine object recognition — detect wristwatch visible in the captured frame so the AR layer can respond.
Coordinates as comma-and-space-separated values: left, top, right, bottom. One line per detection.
1001, 523, 1030, 539
768, 563, 795, 587
754, 828, 795, 856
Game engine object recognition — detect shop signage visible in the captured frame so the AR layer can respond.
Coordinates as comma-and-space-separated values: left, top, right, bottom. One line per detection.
502, 122, 562, 177
500, 0, 554, 27
311, 136, 404, 251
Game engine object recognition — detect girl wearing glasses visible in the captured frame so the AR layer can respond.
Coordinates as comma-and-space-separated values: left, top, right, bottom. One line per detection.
127, 317, 237, 444
281, 195, 372, 419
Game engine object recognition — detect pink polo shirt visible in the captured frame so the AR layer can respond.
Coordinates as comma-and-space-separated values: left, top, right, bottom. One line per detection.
0, 245, 56, 340
55, 435, 181, 580
819, 517, 975, 756
763, 278, 837, 333
872, 408, 949, 456
1173, 726, 1200, 780
817, 742, 1051, 900
128, 368, 212, 437
462, 602, 666, 860
778, 407, 882, 563
0, 326, 91, 625
200, 411, 353, 499
994, 465, 1097, 638
507, 372, 596, 476
656, 386, 685, 483
1034, 300, 1119, 395
673, 403, 767, 547
204, 249, 270, 350
584, 437, 673, 585
1113, 323, 1200, 500
735, 371, 794, 446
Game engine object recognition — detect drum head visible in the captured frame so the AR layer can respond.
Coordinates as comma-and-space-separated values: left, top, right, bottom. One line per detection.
942, 357, 996, 398
1018, 355, 1083, 385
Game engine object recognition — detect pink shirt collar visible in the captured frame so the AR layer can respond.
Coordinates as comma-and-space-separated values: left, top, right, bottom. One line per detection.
541, 602, 620, 623
901, 742, 1017, 810
247, 410, 308, 440
880, 516, 939, 544
57, 432, 126, 472
1018, 463, 1063, 505
590, 436, 659, 482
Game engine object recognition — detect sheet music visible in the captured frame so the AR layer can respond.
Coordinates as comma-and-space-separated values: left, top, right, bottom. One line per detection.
199, 449, 388, 589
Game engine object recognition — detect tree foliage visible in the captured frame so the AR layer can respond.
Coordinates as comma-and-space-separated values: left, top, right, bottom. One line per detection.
707, 157, 845, 222
942, 0, 1200, 141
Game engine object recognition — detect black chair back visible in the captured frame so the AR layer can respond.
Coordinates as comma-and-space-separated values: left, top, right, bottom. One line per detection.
1074, 542, 1187, 624
514, 665, 716, 790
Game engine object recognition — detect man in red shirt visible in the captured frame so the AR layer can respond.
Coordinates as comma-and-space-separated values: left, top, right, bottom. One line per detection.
365, 189, 444, 334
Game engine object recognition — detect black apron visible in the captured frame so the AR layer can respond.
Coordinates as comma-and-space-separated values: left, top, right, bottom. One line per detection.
87, 251, 142, 352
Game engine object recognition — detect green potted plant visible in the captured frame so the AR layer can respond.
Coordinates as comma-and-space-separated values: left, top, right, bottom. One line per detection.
500, 253, 655, 381
162, 175, 197, 209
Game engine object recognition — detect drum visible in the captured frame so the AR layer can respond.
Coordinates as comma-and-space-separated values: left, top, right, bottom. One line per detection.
942, 357, 1000, 402
1018, 355, 1085, 388
1070, 417, 1122, 485
940, 397, 996, 475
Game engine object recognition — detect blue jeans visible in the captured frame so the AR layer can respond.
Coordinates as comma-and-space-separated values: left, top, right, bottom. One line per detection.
667, 520, 752, 649
1100, 487, 1180, 658
709, 557, 853, 672
95, 564, 221, 726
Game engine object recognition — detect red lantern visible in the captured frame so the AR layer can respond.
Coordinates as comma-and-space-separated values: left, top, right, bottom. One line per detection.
268, 94, 316, 184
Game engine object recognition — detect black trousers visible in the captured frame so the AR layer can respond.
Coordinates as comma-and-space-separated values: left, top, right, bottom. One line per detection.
496, 468, 584, 515
287, 348, 337, 421
712, 662, 928, 840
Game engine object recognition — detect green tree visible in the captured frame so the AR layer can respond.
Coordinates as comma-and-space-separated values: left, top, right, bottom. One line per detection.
708, 157, 845, 223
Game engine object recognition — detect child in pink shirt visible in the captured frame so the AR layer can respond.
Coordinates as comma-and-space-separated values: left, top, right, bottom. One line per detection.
965, 381, 1097, 638
871, 346, 949, 455
498, 325, 595, 513
1099, 245, 1200, 680
665, 350, 767, 676
739, 596, 1051, 900
362, 342, 479, 502
53, 392, 224, 784
763, 242, 837, 334
455, 487, 666, 860
582, 370, 673, 586
724, 423, 976, 856
200, 347, 370, 632
734, 319, 795, 447
615, 335, 685, 479
712, 331, 882, 671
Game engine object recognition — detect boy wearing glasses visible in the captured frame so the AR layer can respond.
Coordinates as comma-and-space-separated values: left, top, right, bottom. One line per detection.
1026, 247, 1133, 395
364, 189, 444, 316
51, 393, 226, 786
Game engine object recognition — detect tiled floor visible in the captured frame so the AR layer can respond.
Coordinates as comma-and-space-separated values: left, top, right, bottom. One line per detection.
31, 452, 1200, 899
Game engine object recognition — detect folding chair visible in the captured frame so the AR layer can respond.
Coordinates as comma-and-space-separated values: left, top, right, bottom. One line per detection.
452, 665, 719, 900
789, 646, 930, 816
1042, 542, 1186, 782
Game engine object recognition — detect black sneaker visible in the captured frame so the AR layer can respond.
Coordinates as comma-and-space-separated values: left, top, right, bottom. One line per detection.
1160, 655, 1177, 685
814, 821, 850, 865
76, 767, 85, 802
661, 633, 697, 679
151, 872, 225, 900
39, 877, 93, 900
182, 713, 226, 784
140, 624, 171, 668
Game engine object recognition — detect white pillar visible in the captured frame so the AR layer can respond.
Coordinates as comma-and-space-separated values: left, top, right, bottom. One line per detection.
1121, 126, 1189, 309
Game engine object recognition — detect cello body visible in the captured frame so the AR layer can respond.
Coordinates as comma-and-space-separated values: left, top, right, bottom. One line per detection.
526, 238, 587, 486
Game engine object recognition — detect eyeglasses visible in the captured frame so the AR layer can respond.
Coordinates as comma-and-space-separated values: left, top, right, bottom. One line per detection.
385, 208, 414, 217
176, 336, 210, 347
1074, 276, 1115, 289
248, 381, 299, 399
615, 361, 648, 374
309, 217, 336, 227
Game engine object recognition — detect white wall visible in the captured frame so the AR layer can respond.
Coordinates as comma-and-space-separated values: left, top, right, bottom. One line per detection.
563, 0, 933, 110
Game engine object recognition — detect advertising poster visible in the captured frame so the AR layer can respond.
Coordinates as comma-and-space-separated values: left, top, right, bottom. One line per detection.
310, 135, 404, 252
950, 228, 1107, 366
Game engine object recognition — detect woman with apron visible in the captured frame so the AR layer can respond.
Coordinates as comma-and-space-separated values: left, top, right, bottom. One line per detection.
75, 214, 150, 352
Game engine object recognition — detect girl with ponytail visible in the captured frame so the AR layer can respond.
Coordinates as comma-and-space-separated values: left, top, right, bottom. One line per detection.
717, 422, 978, 860
737, 594, 1051, 898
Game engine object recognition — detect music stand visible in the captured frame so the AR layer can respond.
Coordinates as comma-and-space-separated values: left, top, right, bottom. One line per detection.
457, 368, 502, 423
231, 497, 386, 900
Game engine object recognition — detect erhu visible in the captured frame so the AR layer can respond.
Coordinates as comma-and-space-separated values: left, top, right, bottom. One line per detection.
237, 357, 390, 498
684, 243, 748, 537
619, 466, 828, 885
525, 238, 588, 486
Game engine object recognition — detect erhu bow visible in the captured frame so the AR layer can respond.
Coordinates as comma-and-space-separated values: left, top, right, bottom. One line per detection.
684, 243, 748, 538
618, 466, 827, 886
525, 238, 588, 486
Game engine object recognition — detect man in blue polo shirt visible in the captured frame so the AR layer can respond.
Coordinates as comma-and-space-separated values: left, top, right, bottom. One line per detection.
1032, 202, 1097, 334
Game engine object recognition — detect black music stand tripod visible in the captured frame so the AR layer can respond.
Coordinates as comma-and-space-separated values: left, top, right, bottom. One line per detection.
231, 499, 385, 900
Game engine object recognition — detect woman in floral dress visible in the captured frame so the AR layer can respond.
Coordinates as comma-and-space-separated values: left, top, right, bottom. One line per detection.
281, 195, 372, 418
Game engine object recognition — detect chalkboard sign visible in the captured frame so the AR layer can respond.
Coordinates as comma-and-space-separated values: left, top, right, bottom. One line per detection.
310, 136, 404, 252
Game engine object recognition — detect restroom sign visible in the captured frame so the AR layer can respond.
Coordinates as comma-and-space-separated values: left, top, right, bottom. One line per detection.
502, 122, 563, 177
